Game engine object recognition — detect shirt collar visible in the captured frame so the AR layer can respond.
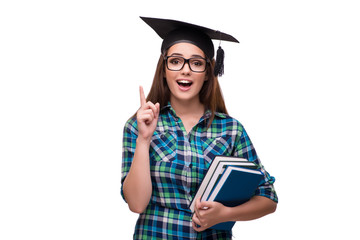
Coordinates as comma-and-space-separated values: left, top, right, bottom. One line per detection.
161, 102, 227, 120
201, 109, 227, 120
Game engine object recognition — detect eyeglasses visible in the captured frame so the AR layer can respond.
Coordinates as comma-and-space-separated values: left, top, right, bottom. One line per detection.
164, 56, 209, 73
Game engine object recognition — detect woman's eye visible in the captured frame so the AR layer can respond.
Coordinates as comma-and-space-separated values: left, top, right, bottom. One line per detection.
192, 61, 203, 66
170, 58, 183, 65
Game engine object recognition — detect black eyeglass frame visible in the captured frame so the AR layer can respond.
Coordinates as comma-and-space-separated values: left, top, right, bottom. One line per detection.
164, 56, 210, 73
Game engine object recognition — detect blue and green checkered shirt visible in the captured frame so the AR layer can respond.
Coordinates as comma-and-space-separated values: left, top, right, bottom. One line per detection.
121, 103, 278, 239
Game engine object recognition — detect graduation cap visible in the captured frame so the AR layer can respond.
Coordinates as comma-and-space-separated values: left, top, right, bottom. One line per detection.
140, 16, 239, 77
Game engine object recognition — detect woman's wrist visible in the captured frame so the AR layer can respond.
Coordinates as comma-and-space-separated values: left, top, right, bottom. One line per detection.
136, 135, 152, 145
221, 205, 236, 223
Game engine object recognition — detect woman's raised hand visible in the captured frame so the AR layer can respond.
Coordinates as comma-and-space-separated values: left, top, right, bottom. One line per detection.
136, 86, 160, 142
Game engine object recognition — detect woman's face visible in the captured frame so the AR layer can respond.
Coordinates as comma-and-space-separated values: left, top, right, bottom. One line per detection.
164, 42, 208, 104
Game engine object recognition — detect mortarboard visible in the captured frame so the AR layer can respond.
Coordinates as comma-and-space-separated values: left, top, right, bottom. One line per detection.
140, 16, 239, 77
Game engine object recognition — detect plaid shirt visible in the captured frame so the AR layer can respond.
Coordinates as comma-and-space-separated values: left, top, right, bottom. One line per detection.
121, 103, 278, 239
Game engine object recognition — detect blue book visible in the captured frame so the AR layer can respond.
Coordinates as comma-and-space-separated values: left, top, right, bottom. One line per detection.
189, 156, 257, 212
207, 166, 264, 231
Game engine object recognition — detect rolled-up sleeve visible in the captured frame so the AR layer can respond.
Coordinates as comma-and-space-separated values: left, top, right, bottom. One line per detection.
120, 117, 138, 202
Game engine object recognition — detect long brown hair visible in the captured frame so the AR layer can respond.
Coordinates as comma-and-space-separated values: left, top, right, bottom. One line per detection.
145, 54, 228, 127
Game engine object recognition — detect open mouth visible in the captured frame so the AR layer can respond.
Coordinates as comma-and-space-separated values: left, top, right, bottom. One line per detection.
176, 80, 193, 88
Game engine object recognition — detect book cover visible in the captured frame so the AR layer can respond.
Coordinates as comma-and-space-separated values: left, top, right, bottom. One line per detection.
200, 161, 258, 203
189, 156, 256, 212
207, 166, 264, 230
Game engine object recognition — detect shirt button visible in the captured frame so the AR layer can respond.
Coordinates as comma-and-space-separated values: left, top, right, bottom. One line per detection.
189, 163, 193, 168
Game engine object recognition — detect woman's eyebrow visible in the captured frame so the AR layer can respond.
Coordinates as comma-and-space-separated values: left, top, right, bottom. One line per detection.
191, 54, 205, 58
168, 53, 183, 56
168, 53, 205, 58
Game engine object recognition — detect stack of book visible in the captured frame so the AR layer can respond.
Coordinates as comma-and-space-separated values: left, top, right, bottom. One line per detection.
189, 156, 263, 231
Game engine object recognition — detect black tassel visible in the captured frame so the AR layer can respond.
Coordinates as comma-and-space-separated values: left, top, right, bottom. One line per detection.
214, 46, 225, 77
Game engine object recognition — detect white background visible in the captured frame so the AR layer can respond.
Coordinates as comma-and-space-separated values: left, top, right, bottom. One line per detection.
1, 0, 359, 239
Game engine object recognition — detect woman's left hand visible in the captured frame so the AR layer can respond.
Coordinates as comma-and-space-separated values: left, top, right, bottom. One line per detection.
192, 198, 230, 232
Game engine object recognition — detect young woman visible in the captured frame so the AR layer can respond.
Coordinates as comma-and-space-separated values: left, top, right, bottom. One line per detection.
121, 17, 278, 239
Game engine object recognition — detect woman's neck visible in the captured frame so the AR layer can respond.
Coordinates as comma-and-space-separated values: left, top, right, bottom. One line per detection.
170, 96, 205, 117
170, 96, 205, 134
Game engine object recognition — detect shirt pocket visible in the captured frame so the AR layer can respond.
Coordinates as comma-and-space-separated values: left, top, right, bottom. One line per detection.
150, 130, 177, 162
201, 135, 233, 164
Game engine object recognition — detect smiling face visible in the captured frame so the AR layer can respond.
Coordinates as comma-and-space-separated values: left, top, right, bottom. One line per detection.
164, 43, 208, 105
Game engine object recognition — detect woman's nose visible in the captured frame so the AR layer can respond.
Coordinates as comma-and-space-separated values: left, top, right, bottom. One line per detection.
181, 61, 191, 74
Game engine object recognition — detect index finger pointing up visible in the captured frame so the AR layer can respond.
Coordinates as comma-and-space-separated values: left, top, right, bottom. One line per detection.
139, 86, 146, 107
